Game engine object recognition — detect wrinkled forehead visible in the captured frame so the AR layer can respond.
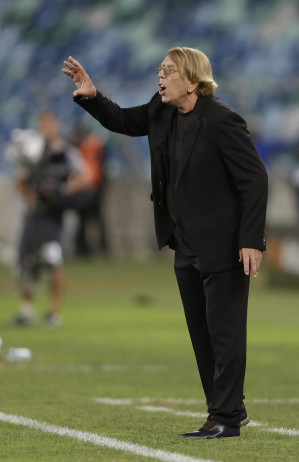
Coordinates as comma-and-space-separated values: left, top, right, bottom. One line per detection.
162, 54, 186, 76
161, 55, 176, 67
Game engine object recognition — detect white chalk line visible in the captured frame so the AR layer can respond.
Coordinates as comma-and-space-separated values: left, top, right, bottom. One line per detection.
0, 412, 218, 462
138, 406, 207, 419
247, 420, 299, 437
93, 400, 206, 419
93, 398, 299, 437
93, 396, 299, 406
10, 363, 167, 373
248, 398, 299, 404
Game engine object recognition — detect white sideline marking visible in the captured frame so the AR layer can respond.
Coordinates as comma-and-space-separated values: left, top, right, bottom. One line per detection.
11, 363, 167, 374
138, 406, 207, 419
0, 412, 218, 462
249, 398, 299, 404
94, 398, 299, 437
93, 396, 299, 406
159, 398, 299, 405
94, 398, 134, 406
94, 397, 299, 406
101, 364, 131, 372
93, 397, 200, 406
248, 420, 299, 437
101, 364, 166, 373
11, 363, 92, 373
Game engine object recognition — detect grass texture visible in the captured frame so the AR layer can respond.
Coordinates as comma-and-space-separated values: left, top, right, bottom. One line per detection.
0, 256, 298, 462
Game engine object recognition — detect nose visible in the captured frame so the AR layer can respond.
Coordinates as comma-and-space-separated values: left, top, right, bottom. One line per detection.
158, 69, 165, 78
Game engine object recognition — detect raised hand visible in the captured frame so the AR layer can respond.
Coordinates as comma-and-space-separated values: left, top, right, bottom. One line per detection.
62, 56, 97, 98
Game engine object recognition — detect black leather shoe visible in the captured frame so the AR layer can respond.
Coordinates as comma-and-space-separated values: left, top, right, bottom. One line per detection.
181, 420, 240, 439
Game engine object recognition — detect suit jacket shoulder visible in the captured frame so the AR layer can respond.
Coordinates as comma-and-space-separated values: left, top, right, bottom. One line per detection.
195, 96, 246, 125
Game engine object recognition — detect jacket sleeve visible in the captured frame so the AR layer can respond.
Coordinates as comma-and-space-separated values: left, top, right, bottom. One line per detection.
217, 110, 268, 251
74, 91, 149, 137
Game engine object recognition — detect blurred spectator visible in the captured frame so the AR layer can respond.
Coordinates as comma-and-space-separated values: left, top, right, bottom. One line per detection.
12, 112, 92, 326
74, 130, 109, 257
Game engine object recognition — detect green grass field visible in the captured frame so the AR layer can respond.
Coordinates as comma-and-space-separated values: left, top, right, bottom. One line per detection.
0, 256, 298, 462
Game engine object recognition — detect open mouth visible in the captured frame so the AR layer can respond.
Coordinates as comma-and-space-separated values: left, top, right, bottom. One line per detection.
159, 83, 166, 95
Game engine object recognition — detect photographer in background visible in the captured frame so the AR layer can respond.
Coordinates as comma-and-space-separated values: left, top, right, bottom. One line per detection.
13, 112, 92, 326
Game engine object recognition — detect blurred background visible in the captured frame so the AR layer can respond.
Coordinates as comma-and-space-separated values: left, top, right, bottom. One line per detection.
0, 0, 299, 279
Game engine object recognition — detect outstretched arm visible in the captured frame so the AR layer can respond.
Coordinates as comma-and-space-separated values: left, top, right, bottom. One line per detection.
62, 56, 150, 137
62, 56, 97, 98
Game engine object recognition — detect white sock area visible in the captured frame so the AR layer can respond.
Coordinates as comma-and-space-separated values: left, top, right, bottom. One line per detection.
19, 301, 35, 317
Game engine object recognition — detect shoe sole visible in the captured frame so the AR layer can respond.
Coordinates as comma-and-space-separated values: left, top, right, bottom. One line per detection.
181, 434, 241, 439
208, 435, 241, 439
241, 417, 250, 427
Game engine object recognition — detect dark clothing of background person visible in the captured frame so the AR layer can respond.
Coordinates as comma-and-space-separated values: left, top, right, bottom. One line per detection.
75, 133, 109, 256
18, 144, 83, 276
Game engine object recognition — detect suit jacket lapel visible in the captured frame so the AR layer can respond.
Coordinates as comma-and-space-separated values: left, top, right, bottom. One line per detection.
176, 96, 205, 185
150, 105, 176, 176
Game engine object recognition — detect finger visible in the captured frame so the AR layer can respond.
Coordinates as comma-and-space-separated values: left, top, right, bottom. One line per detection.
239, 249, 243, 262
68, 56, 85, 72
250, 257, 258, 278
73, 86, 87, 97
63, 60, 75, 70
255, 257, 262, 273
61, 68, 72, 77
243, 254, 250, 276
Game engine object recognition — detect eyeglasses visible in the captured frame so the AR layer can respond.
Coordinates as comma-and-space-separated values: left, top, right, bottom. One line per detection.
155, 65, 179, 76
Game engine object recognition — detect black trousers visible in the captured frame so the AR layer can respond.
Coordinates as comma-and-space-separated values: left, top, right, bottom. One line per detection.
174, 251, 250, 426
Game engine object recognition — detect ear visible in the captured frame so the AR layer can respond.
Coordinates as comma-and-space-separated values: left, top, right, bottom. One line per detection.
187, 82, 199, 94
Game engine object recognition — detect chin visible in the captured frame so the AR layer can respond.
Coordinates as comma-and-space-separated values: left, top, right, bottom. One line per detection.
161, 95, 171, 105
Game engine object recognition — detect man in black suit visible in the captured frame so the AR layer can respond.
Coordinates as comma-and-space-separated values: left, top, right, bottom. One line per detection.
62, 47, 268, 439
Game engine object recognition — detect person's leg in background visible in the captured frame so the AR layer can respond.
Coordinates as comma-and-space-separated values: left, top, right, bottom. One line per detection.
16, 284, 36, 326
41, 241, 65, 327
15, 218, 40, 325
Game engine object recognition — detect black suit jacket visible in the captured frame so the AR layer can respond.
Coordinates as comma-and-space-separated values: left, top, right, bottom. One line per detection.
75, 91, 268, 272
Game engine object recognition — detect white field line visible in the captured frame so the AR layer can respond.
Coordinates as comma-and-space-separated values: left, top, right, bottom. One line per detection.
12, 363, 167, 373
248, 420, 299, 437
93, 396, 299, 406
154, 398, 299, 405
93, 397, 201, 406
249, 399, 299, 404
94, 398, 134, 406
0, 412, 218, 462
93, 398, 299, 437
137, 406, 207, 419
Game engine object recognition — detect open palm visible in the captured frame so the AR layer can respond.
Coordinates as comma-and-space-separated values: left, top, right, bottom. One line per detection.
62, 56, 96, 98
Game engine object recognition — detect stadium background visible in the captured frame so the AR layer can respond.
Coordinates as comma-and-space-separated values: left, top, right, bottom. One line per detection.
0, 0, 299, 271
0, 2, 298, 461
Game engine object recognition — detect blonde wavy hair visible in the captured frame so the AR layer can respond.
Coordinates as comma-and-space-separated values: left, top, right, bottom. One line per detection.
167, 47, 218, 96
